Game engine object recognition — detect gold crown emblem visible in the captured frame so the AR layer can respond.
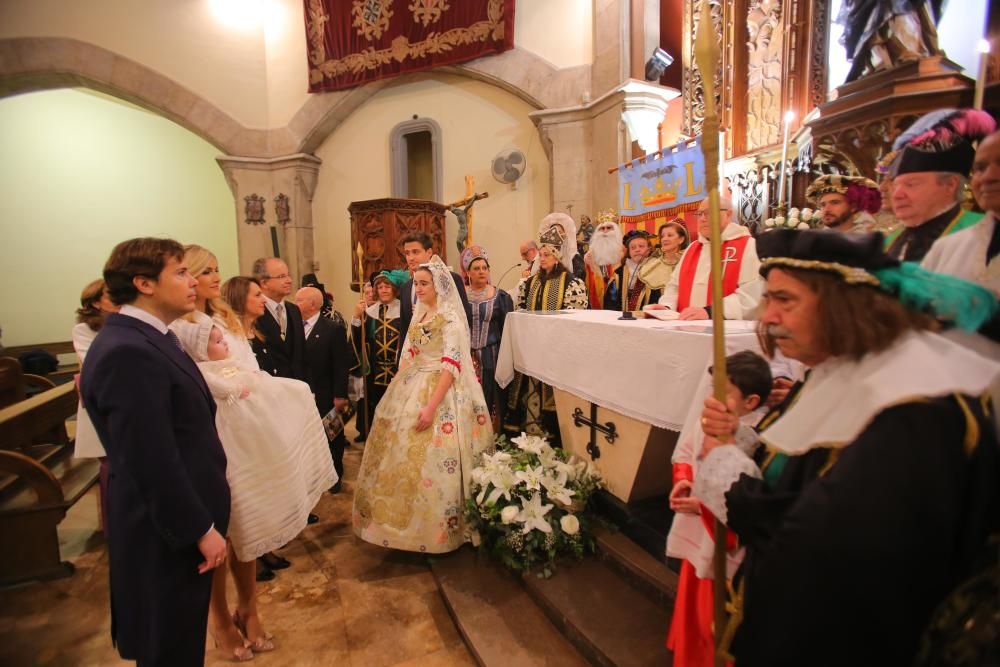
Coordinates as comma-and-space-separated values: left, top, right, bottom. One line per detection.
595, 209, 619, 226
640, 177, 680, 206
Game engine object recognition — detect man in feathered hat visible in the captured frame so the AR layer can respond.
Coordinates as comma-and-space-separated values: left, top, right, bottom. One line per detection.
583, 209, 623, 310
805, 174, 881, 233
603, 228, 662, 311
693, 229, 1000, 666
880, 108, 995, 261
923, 128, 1000, 367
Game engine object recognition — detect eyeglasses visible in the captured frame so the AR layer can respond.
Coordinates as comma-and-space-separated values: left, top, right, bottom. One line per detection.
266, 273, 290, 281
694, 209, 730, 218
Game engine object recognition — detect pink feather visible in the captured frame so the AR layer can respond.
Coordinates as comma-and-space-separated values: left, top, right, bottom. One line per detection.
948, 109, 997, 139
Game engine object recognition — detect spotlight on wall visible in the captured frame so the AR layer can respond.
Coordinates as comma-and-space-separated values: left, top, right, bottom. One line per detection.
644, 48, 674, 82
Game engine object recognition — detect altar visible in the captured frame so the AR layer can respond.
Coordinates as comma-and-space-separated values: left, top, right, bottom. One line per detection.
496, 310, 760, 502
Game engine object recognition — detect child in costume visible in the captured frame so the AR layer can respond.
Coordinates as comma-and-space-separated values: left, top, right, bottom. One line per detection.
665, 350, 772, 667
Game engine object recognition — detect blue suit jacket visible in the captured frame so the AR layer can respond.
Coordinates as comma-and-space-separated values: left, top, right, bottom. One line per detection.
81, 312, 230, 664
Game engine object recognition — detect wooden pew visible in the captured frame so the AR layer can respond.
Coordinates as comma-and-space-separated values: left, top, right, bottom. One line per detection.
4, 341, 80, 384
0, 381, 100, 586
0, 356, 56, 408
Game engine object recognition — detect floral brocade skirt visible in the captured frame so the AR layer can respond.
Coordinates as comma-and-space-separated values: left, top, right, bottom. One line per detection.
352, 365, 493, 553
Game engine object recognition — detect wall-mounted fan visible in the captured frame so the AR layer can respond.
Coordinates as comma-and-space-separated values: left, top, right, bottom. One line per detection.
491, 148, 526, 189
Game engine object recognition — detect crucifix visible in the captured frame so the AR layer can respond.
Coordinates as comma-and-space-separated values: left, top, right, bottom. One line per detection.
447, 175, 489, 255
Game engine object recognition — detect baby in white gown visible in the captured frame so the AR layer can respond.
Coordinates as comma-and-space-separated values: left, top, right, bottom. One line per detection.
178, 321, 337, 562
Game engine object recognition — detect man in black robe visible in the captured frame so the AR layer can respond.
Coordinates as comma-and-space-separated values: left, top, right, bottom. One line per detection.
693, 229, 1000, 666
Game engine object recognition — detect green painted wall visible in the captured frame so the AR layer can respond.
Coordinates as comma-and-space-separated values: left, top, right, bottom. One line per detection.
0, 88, 237, 348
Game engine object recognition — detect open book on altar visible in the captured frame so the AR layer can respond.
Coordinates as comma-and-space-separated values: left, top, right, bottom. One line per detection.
640, 305, 679, 321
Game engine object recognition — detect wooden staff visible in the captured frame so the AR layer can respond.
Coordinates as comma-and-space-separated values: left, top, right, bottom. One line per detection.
694, 4, 730, 665
355, 242, 371, 440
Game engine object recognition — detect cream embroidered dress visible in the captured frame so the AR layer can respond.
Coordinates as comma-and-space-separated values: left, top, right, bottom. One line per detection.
353, 259, 494, 553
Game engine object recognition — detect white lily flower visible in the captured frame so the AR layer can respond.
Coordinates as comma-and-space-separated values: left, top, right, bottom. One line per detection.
517, 493, 554, 534
515, 465, 545, 492
542, 471, 575, 506
484, 468, 518, 505
511, 432, 549, 455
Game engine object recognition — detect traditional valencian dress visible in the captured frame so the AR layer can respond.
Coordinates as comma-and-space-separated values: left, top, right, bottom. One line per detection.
503, 268, 588, 442
351, 298, 402, 432
174, 316, 337, 562
467, 286, 513, 426
353, 258, 493, 554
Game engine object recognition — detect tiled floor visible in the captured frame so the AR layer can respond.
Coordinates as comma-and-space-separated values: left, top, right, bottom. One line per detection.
0, 425, 476, 667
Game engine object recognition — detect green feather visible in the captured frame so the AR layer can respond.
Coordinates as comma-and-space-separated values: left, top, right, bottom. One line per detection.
873, 263, 998, 333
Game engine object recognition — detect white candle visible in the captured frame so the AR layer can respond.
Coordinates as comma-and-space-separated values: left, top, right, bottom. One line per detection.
975, 38, 990, 111
776, 110, 795, 210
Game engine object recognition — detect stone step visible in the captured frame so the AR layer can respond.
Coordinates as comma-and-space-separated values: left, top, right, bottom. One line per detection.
522, 557, 673, 667
430, 546, 591, 667
594, 525, 678, 610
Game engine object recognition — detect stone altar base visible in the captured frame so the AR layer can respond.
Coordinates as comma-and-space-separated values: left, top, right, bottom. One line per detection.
553, 387, 677, 503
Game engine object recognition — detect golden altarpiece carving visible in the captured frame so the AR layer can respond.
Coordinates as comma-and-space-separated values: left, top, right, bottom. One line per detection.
681, 0, 982, 231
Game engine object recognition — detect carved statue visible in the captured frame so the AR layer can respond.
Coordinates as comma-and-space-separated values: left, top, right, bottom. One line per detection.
448, 191, 488, 255
839, 0, 946, 83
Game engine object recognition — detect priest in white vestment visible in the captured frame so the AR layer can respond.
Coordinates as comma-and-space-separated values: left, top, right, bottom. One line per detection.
653, 196, 763, 320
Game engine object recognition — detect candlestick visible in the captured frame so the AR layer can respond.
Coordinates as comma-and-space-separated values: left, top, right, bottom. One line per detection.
975, 38, 990, 111
776, 110, 795, 213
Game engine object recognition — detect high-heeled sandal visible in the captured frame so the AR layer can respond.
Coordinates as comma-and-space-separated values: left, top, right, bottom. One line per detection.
212, 631, 254, 662
233, 610, 275, 653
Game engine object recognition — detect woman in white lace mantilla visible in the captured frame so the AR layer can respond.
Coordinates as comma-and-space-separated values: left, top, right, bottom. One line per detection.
353, 255, 494, 553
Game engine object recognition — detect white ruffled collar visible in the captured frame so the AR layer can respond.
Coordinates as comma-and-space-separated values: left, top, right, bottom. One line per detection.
760, 330, 1000, 454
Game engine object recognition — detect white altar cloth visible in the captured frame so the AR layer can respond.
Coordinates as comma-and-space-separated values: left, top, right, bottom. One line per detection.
496, 310, 759, 431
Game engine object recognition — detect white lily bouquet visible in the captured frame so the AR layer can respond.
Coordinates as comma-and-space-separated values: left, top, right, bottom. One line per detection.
465, 433, 603, 577
763, 207, 821, 231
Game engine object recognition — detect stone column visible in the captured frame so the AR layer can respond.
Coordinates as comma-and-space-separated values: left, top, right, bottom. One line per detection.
531, 80, 679, 219
216, 153, 322, 285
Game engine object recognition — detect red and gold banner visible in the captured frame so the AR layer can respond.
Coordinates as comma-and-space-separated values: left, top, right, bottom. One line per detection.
304, 0, 515, 92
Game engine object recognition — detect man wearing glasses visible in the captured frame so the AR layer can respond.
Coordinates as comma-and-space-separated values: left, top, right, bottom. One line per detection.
252, 257, 308, 380
649, 196, 762, 320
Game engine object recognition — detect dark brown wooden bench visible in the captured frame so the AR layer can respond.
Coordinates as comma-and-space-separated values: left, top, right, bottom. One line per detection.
0, 356, 58, 408
0, 380, 100, 587
5, 341, 80, 384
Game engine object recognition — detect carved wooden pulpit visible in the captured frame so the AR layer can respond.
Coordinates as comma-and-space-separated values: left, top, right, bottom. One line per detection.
348, 198, 448, 289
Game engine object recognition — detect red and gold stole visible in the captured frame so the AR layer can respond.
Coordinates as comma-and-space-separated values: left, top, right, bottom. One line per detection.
676, 236, 750, 311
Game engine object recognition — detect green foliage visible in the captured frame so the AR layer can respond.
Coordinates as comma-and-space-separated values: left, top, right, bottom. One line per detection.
464, 433, 604, 578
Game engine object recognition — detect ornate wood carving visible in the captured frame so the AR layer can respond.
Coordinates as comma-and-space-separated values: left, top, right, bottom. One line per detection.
808, 0, 829, 109
348, 198, 447, 289
731, 166, 767, 232
745, 0, 784, 151
682, 0, 725, 140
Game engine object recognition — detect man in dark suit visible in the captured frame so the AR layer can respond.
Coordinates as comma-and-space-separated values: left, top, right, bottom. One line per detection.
251, 256, 307, 381
397, 231, 472, 364
81, 237, 230, 666
250, 256, 318, 572
296, 286, 350, 492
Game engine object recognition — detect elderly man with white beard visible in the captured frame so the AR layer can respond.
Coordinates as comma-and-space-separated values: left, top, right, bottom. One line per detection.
583, 210, 623, 310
